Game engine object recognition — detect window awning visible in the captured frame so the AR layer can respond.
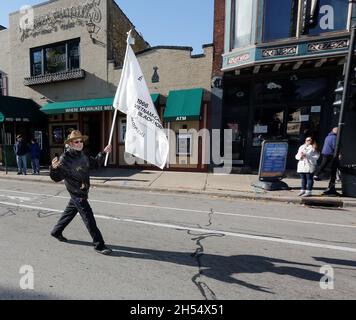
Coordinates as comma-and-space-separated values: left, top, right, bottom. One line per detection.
0, 96, 46, 123
163, 88, 203, 122
41, 94, 160, 115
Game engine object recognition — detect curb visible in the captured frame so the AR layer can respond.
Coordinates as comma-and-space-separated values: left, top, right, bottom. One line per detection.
0, 175, 353, 208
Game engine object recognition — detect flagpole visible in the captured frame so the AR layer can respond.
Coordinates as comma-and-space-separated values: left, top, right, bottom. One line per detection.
104, 30, 133, 167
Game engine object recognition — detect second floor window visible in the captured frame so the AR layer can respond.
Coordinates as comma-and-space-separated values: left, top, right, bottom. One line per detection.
304, 0, 349, 36
263, 0, 299, 42
232, 0, 254, 48
30, 39, 80, 77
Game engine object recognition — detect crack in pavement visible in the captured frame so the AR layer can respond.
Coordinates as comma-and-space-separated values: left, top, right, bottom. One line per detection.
188, 208, 225, 300
0, 209, 16, 218
189, 230, 225, 300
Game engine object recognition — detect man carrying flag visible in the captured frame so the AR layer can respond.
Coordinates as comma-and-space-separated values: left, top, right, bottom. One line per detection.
105, 30, 169, 169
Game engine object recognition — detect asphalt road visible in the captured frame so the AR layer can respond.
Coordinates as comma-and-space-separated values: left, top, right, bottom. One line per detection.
1, 179, 356, 300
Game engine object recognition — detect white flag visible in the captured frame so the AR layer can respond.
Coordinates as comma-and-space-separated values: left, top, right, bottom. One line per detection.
113, 31, 169, 169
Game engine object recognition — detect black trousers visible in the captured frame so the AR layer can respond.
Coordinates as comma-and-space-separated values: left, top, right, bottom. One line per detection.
52, 197, 105, 249
314, 155, 333, 177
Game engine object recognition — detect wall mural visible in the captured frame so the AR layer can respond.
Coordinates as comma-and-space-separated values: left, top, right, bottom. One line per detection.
19, 0, 102, 42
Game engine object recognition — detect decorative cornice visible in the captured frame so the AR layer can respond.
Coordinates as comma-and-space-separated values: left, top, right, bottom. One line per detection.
262, 46, 298, 58
24, 69, 85, 86
307, 39, 349, 53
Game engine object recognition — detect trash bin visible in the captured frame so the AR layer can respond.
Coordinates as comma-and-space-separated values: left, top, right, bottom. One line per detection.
340, 165, 356, 198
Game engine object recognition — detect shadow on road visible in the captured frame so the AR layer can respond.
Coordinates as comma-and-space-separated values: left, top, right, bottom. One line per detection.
67, 240, 322, 294
0, 286, 64, 300
313, 257, 356, 269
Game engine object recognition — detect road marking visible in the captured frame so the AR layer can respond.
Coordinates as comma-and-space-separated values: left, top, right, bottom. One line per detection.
1, 200, 356, 253
0, 189, 355, 229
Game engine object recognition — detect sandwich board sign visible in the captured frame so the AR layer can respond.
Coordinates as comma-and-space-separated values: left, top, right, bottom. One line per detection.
253, 140, 290, 191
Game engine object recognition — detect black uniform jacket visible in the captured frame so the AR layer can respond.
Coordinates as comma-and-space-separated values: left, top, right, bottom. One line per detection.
50, 148, 105, 198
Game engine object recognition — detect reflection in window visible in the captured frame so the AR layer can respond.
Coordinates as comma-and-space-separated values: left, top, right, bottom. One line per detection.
30, 39, 80, 77
52, 126, 63, 145
32, 50, 42, 76
232, 0, 254, 48
263, 0, 298, 42
46, 45, 66, 74
287, 107, 321, 144
68, 42, 80, 70
304, 0, 348, 35
253, 108, 284, 146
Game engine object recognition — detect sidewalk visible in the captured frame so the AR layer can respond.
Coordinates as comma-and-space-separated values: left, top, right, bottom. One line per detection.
1, 167, 355, 208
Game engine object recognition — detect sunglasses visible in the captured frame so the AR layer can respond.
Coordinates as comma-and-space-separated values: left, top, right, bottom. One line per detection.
306, 139, 312, 142
73, 140, 83, 144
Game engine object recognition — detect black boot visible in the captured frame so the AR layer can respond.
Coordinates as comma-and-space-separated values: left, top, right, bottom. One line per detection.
322, 187, 340, 196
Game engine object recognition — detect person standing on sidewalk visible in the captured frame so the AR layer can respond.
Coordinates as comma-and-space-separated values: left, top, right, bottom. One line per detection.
30, 138, 41, 175
14, 135, 29, 175
49, 130, 113, 255
295, 137, 320, 197
313, 127, 338, 181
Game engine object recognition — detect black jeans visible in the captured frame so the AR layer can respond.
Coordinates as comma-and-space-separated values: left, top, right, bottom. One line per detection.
51, 197, 105, 249
300, 173, 314, 191
314, 155, 333, 177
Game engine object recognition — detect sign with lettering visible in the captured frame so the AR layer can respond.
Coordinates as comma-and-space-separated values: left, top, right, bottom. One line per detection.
65, 105, 113, 113
258, 141, 288, 180
20, 0, 102, 41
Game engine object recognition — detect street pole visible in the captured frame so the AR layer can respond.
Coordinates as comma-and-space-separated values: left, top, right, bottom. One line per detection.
334, 24, 356, 160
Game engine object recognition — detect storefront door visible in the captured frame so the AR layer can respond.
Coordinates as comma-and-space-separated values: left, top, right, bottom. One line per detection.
82, 112, 102, 157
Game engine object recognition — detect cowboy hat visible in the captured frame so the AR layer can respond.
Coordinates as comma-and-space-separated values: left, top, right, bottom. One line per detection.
64, 130, 88, 145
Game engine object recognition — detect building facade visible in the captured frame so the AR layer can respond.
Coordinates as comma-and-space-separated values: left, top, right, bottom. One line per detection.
0, 0, 213, 171
213, 0, 356, 170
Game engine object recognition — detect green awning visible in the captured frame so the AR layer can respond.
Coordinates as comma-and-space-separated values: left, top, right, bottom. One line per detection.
163, 88, 203, 122
0, 96, 46, 122
41, 94, 160, 115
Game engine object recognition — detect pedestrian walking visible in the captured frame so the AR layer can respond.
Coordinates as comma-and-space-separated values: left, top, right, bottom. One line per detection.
295, 137, 320, 197
14, 135, 29, 175
313, 127, 338, 181
30, 138, 41, 175
49, 130, 113, 255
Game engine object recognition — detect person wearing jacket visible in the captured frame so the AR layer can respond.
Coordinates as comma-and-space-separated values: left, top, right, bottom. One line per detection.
295, 137, 320, 197
49, 130, 112, 255
30, 138, 41, 175
313, 127, 337, 180
14, 135, 29, 175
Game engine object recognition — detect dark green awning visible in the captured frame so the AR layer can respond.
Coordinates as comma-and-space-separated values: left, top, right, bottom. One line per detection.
41, 94, 160, 115
0, 96, 46, 123
163, 88, 203, 122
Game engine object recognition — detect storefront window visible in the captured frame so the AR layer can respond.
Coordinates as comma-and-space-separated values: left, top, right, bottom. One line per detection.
304, 0, 349, 35
263, 0, 298, 42
51, 124, 78, 145
232, 0, 254, 48
52, 126, 63, 145
286, 106, 321, 144
253, 107, 284, 146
